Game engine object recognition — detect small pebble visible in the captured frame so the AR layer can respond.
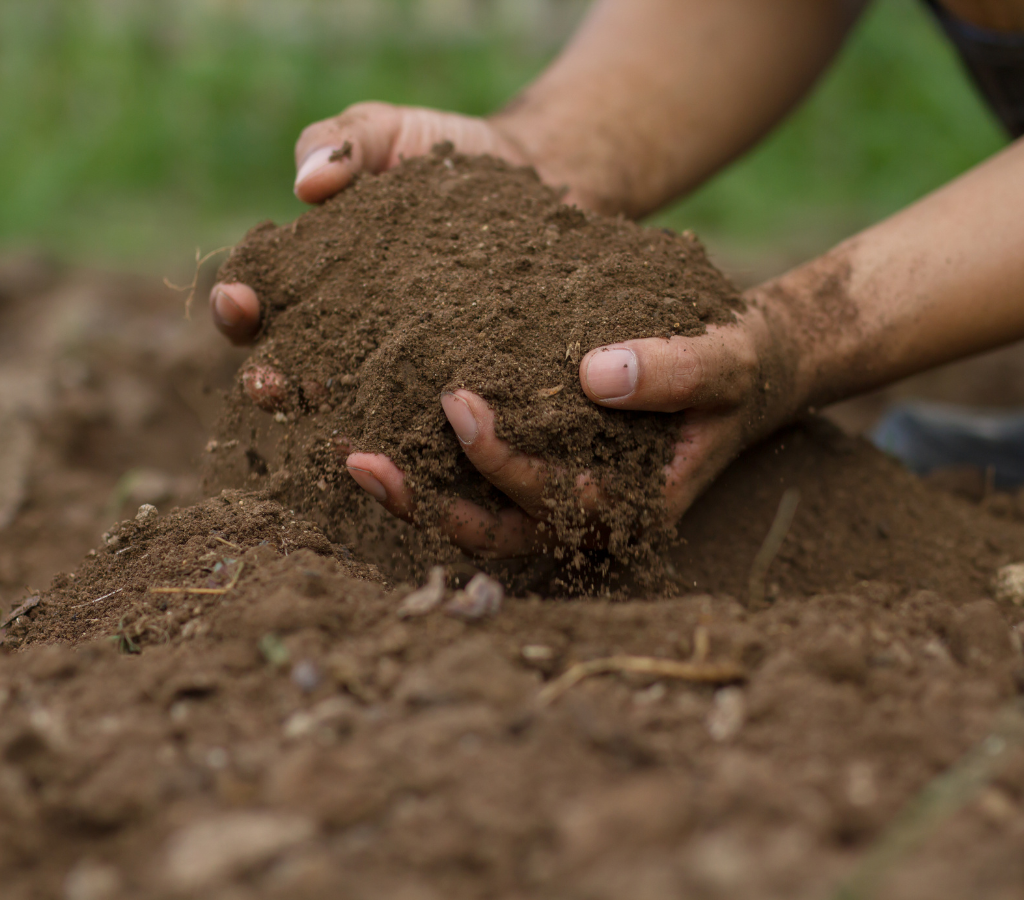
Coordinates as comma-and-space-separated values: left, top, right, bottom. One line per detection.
64, 860, 122, 900
444, 573, 503, 620
135, 503, 158, 523
291, 659, 321, 693
993, 563, 1024, 606
397, 566, 447, 618
707, 687, 745, 742
521, 644, 555, 662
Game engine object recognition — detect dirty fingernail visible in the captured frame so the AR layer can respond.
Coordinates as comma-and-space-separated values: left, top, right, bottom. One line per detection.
295, 146, 340, 192
585, 347, 638, 400
441, 392, 479, 445
347, 466, 387, 502
211, 287, 245, 328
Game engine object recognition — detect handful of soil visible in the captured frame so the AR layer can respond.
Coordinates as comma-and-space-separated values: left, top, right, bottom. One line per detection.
215, 145, 741, 575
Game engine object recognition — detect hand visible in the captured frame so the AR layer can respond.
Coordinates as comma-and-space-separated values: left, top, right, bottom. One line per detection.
346, 300, 799, 557
210, 101, 531, 343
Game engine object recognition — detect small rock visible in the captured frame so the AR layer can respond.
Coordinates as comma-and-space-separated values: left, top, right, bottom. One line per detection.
707, 687, 745, 742
291, 659, 322, 693
993, 563, 1024, 606
521, 644, 555, 663
63, 860, 121, 900
444, 572, 503, 620
242, 364, 290, 413
135, 503, 158, 523
397, 566, 446, 618
163, 812, 315, 892
283, 695, 357, 741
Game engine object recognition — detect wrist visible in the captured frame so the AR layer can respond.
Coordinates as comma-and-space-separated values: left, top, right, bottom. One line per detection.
740, 285, 817, 433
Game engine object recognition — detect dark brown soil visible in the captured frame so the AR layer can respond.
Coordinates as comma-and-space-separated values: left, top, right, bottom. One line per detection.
3, 254, 1024, 899
212, 147, 742, 578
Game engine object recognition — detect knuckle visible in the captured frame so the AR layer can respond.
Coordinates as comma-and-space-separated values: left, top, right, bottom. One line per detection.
659, 342, 705, 410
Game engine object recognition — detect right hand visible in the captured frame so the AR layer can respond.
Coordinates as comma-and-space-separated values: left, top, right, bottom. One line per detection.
210, 101, 531, 343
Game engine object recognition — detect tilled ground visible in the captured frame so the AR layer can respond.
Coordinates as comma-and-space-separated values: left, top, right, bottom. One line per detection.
1, 258, 1023, 900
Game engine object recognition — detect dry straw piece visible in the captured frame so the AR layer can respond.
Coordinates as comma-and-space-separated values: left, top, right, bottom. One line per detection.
536, 655, 746, 708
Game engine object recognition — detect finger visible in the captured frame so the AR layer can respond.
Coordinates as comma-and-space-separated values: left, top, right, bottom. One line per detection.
210, 282, 261, 344
345, 451, 413, 519
579, 327, 756, 413
440, 391, 552, 519
294, 102, 403, 203
661, 415, 746, 521
344, 451, 540, 557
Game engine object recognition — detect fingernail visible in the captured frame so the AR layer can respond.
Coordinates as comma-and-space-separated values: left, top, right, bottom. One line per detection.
585, 347, 638, 400
294, 146, 340, 192
211, 287, 245, 328
441, 392, 479, 445
347, 466, 387, 502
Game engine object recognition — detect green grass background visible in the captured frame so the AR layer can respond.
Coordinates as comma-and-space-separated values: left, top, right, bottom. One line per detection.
0, 0, 1007, 275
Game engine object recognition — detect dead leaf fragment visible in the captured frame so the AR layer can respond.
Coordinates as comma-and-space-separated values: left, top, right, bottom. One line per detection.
536, 385, 564, 399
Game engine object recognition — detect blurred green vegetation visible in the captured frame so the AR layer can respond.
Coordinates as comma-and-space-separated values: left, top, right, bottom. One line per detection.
0, 0, 1008, 271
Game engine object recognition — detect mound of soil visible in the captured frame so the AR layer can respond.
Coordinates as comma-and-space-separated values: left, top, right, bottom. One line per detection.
213, 146, 742, 576
0, 254, 245, 613
2, 485, 1023, 900
3, 261, 1024, 899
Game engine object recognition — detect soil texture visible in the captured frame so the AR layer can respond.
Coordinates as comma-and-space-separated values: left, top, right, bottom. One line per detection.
3, 251, 1024, 899
213, 147, 742, 577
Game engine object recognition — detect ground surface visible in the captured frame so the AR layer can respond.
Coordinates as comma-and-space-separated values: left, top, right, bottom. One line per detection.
1, 254, 1024, 900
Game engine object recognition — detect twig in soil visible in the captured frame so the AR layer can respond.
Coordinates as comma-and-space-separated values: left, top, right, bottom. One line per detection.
163, 246, 232, 319
0, 596, 40, 630
149, 561, 245, 596
831, 698, 1024, 900
748, 487, 800, 606
214, 536, 242, 550
71, 588, 124, 609
536, 655, 746, 708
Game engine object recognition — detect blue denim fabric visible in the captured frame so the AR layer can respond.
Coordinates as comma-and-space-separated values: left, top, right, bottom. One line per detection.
871, 400, 1024, 487
926, 0, 1024, 137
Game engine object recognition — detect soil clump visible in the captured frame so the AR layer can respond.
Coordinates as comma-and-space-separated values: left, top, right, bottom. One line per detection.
213, 146, 742, 580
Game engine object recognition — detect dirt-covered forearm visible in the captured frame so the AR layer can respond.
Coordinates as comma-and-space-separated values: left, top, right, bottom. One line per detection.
489, 0, 866, 217
751, 137, 1024, 415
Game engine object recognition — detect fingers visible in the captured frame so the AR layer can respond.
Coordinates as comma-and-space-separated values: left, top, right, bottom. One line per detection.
294, 102, 404, 203
440, 391, 553, 519
660, 415, 742, 521
293, 102, 528, 205
210, 282, 261, 344
579, 327, 757, 413
345, 451, 541, 557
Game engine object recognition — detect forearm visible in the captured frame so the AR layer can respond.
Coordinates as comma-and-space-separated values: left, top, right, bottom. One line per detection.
756, 137, 1024, 414
491, 0, 865, 217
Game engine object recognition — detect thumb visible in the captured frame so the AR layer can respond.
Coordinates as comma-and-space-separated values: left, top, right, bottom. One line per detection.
579, 329, 756, 413
293, 102, 404, 203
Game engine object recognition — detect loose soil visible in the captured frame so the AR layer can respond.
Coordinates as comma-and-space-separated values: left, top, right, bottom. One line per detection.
2, 231, 1024, 898
212, 147, 743, 582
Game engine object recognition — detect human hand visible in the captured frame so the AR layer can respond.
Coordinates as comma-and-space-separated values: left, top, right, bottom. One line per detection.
210, 102, 531, 343
345, 301, 799, 557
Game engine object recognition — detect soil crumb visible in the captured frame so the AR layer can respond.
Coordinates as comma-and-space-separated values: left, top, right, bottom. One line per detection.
213, 145, 742, 584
